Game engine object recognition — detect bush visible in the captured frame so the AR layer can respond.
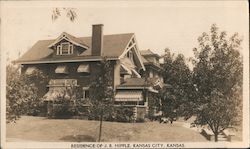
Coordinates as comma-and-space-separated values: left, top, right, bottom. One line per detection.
113, 107, 134, 122
26, 100, 47, 116
136, 117, 145, 123
47, 100, 75, 119
87, 105, 134, 122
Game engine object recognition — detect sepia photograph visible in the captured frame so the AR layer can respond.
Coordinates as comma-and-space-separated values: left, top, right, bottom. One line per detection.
0, 0, 249, 148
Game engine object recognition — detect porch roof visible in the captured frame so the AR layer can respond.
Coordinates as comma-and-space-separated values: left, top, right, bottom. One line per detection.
118, 77, 160, 87
43, 87, 71, 101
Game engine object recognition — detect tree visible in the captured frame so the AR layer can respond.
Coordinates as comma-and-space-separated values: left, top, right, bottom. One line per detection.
6, 64, 38, 122
46, 83, 83, 119
89, 58, 114, 142
52, 8, 77, 22
161, 48, 193, 122
192, 24, 243, 141
24, 69, 49, 116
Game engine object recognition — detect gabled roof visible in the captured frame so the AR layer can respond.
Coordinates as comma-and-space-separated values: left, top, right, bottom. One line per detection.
16, 33, 134, 64
140, 49, 161, 58
140, 50, 162, 70
48, 32, 89, 49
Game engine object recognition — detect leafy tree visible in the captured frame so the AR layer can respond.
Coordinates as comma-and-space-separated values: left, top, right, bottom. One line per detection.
89, 58, 114, 142
24, 69, 49, 116
6, 64, 38, 122
52, 8, 77, 22
192, 24, 243, 141
161, 49, 193, 122
46, 83, 82, 119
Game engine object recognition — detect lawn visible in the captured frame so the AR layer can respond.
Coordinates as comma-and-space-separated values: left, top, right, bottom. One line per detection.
6, 116, 209, 142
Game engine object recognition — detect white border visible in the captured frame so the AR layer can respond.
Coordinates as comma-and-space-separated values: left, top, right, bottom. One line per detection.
1, 0, 249, 148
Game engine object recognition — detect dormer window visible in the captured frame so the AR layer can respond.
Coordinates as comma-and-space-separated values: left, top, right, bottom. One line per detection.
57, 42, 73, 55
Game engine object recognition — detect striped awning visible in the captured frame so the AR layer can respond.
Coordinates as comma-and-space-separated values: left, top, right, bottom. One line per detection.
55, 65, 68, 74
115, 91, 143, 101
43, 87, 70, 101
77, 64, 90, 73
25, 67, 37, 75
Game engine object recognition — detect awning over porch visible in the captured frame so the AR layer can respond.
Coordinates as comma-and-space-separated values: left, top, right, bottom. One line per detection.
43, 87, 71, 101
77, 64, 90, 73
25, 67, 37, 75
115, 91, 143, 101
55, 65, 68, 74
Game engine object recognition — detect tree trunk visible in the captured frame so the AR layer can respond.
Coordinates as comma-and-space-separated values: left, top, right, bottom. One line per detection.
214, 132, 218, 142
98, 109, 103, 142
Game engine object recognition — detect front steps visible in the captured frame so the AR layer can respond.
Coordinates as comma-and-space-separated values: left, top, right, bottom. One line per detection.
217, 133, 228, 142
201, 129, 234, 142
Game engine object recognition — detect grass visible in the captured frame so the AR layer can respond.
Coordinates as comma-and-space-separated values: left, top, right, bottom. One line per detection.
6, 116, 210, 142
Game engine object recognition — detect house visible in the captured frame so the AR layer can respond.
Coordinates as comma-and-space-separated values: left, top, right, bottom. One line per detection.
15, 24, 164, 121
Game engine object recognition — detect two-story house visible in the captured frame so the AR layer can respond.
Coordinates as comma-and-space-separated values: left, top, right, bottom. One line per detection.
15, 24, 164, 120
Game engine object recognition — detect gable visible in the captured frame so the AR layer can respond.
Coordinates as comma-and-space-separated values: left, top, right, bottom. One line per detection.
119, 35, 145, 71
48, 32, 89, 50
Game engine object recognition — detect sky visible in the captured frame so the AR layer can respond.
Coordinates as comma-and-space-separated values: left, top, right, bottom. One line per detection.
0, 1, 249, 62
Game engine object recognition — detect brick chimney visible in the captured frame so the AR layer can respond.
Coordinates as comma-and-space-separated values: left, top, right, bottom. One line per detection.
91, 24, 103, 56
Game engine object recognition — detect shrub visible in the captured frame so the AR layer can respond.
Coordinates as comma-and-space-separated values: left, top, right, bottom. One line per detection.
47, 100, 75, 119
136, 117, 145, 123
113, 107, 134, 122
26, 100, 47, 116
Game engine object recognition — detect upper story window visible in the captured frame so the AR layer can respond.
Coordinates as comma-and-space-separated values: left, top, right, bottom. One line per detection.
57, 42, 74, 55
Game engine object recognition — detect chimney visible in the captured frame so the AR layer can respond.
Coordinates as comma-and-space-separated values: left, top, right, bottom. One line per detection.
91, 24, 103, 56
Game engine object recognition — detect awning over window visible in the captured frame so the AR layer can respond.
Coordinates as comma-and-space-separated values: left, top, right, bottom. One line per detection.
77, 64, 90, 73
115, 91, 143, 101
55, 65, 68, 74
43, 87, 70, 101
25, 67, 37, 75
48, 79, 78, 86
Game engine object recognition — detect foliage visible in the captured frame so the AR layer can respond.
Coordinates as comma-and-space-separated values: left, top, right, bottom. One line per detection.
47, 85, 86, 119
88, 58, 114, 141
88, 58, 115, 120
6, 64, 38, 122
113, 106, 134, 122
160, 49, 193, 121
24, 69, 49, 116
52, 8, 77, 22
192, 24, 243, 141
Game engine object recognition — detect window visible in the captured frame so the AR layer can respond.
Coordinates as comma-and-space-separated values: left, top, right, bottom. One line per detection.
82, 87, 90, 100
56, 42, 73, 55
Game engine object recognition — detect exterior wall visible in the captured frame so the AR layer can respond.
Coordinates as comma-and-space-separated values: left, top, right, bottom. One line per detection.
113, 60, 121, 88
21, 61, 118, 98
